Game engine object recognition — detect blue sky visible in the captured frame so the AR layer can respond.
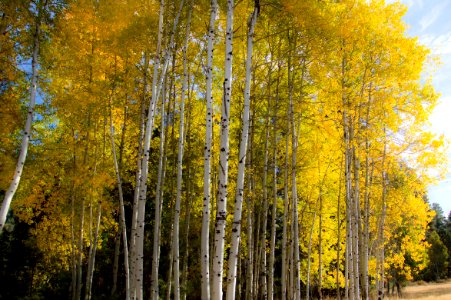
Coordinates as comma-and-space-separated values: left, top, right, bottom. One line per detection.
396, 0, 451, 216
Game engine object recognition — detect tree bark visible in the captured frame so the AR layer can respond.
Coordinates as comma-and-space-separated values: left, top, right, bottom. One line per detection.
181, 85, 193, 299
109, 93, 130, 300
226, 3, 258, 299
306, 203, 318, 300
361, 83, 373, 300
342, 48, 356, 300
134, 0, 165, 297
211, 0, 234, 299
150, 70, 170, 300
350, 123, 361, 300
85, 124, 100, 300
268, 52, 279, 300
71, 184, 77, 300
282, 104, 289, 300
200, 0, 218, 298
84, 202, 102, 300
172, 5, 192, 300
130, 52, 148, 297
75, 198, 85, 300
336, 158, 344, 300
245, 116, 254, 300
0, 2, 41, 234
377, 133, 388, 300
135, 0, 185, 296
259, 81, 270, 300
288, 41, 301, 300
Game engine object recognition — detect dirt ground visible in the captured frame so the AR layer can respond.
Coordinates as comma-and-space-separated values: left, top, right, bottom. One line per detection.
387, 280, 451, 299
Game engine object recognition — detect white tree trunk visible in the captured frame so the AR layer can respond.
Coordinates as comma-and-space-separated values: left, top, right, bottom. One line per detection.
318, 190, 323, 300
351, 124, 361, 300
182, 102, 193, 300
288, 53, 301, 300
172, 5, 192, 300
306, 207, 317, 300
71, 187, 77, 300
134, 1, 165, 298
201, 1, 218, 298
150, 73, 169, 300
226, 3, 258, 299
130, 53, 148, 297
342, 52, 355, 300
211, 0, 234, 298
268, 68, 278, 300
84, 202, 102, 300
361, 83, 373, 300
109, 97, 130, 300
377, 135, 388, 300
336, 158, 344, 300
148, 2, 185, 298
259, 102, 270, 300
85, 132, 100, 300
75, 198, 85, 300
245, 121, 254, 300
0, 9, 40, 234
281, 98, 290, 300
344, 119, 354, 300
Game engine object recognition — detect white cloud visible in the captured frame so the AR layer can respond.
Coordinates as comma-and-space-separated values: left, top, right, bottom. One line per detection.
399, 0, 424, 8
391, 0, 423, 8
420, 33, 451, 55
419, 1, 448, 32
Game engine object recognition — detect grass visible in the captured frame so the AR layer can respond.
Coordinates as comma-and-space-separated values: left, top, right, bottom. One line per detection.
386, 279, 451, 300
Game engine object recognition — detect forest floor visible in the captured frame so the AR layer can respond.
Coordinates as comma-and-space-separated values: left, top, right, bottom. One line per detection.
386, 279, 451, 299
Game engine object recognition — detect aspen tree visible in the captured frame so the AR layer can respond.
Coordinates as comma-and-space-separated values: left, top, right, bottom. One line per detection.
211, 0, 234, 298
109, 91, 130, 300
76, 167, 86, 300
70, 149, 77, 300
85, 202, 102, 300
85, 123, 101, 300
76, 35, 95, 297
181, 71, 196, 300
306, 199, 318, 300
253, 199, 261, 298
136, 0, 186, 296
172, 4, 192, 299
0, 1, 445, 298
281, 39, 293, 296
130, 53, 148, 294
226, 2, 259, 299
341, 47, 356, 300
377, 133, 388, 300
318, 199, 323, 300
282, 98, 289, 300
259, 80, 270, 300
268, 52, 280, 300
166, 60, 180, 300
350, 122, 360, 300
245, 115, 254, 300
288, 44, 301, 300
336, 158, 344, 300
150, 76, 169, 300
0, 0, 43, 234
201, 1, 218, 298
133, 0, 164, 296
151, 0, 185, 299
361, 82, 373, 300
